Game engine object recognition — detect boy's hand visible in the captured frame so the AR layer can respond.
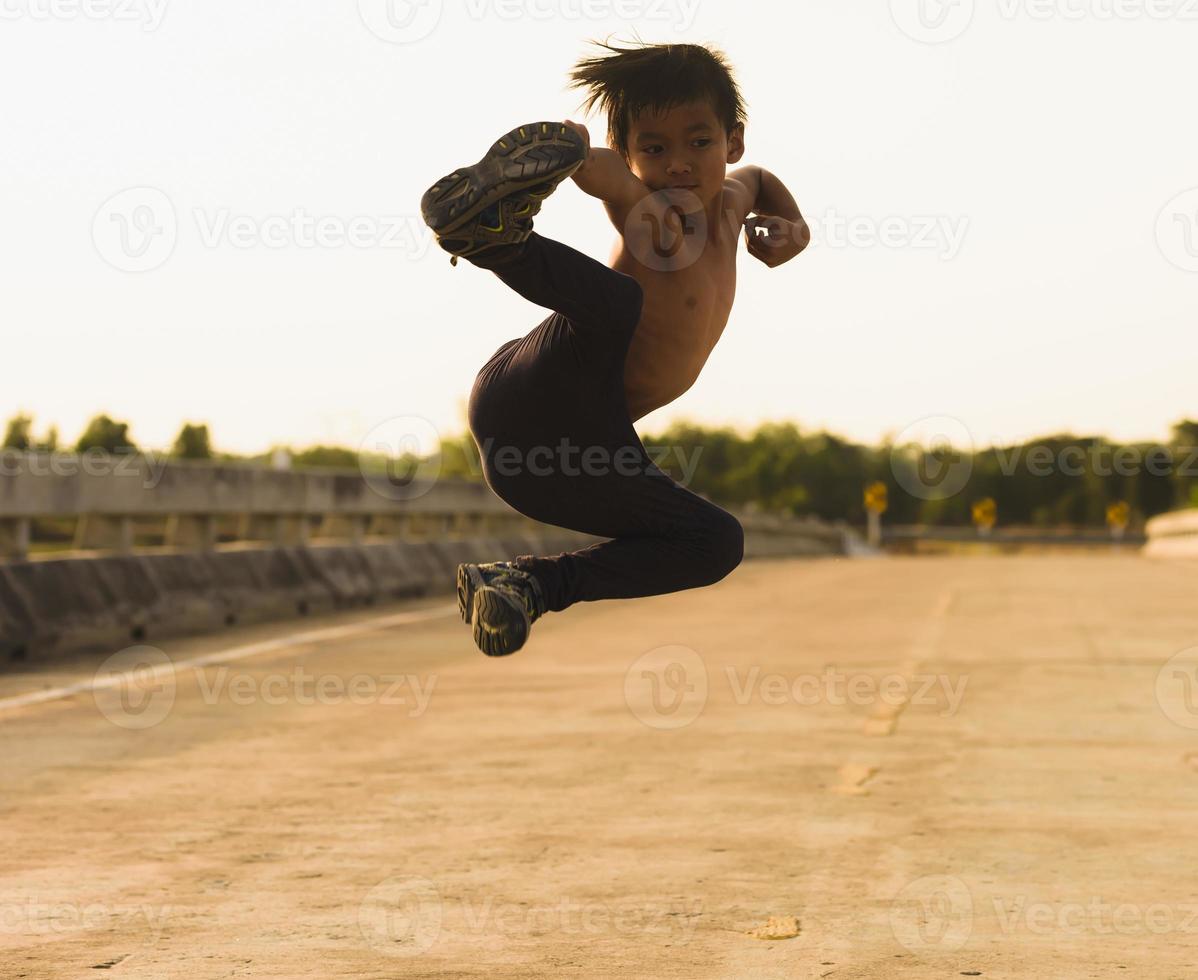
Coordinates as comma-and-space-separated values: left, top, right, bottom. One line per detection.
744, 214, 809, 268
563, 119, 590, 154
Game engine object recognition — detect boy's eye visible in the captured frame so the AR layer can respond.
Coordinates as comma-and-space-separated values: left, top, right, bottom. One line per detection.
641, 139, 709, 154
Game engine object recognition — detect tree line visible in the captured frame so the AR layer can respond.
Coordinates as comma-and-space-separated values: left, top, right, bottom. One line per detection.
4, 413, 1196, 528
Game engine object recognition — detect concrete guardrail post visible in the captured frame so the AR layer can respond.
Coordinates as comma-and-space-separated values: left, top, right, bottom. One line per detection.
73, 515, 134, 553
0, 518, 31, 561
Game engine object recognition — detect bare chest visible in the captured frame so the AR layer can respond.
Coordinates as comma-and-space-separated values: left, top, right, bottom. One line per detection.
615, 242, 739, 422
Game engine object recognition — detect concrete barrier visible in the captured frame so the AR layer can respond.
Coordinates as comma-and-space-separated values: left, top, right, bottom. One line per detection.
0, 531, 597, 661
0, 457, 853, 662
1144, 509, 1198, 558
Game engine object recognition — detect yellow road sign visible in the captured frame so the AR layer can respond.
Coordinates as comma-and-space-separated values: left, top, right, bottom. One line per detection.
972, 497, 997, 529
1106, 501, 1130, 530
864, 482, 888, 515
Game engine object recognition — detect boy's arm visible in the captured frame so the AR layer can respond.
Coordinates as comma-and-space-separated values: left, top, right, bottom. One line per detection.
727, 165, 811, 267
564, 120, 648, 212
571, 147, 648, 211
727, 165, 802, 221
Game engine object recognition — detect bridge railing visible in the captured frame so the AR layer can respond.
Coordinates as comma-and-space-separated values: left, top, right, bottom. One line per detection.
0, 453, 846, 561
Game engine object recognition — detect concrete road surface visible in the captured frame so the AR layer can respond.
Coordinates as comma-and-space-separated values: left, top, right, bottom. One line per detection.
3, 555, 1198, 979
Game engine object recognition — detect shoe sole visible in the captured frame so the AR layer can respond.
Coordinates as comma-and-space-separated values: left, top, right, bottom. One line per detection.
456, 562, 481, 624
420, 121, 587, 239
471, 586, 530, 657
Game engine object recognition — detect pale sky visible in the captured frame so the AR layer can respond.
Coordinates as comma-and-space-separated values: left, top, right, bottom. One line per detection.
3, 0, 1196, 456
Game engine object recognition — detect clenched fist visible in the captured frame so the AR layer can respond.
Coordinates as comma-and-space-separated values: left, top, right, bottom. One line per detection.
744, 214, 810, 268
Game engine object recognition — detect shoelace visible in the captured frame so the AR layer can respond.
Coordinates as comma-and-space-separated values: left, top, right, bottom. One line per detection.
490, 568, 544, 623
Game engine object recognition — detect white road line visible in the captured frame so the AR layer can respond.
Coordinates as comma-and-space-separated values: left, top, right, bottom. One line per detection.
0, 604, 459, 715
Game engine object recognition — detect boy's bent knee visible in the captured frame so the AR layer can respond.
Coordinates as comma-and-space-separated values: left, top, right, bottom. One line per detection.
689, 508, 744, 585
713, 510, 745, 577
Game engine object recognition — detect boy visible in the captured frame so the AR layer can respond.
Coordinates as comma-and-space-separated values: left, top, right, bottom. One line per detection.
419, 40, 810, 656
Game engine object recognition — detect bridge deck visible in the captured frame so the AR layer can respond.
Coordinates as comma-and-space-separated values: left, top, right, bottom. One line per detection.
3, 555, 1197, 978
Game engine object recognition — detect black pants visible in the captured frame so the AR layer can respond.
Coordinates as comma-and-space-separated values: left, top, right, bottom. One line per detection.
465, 232, 744, 614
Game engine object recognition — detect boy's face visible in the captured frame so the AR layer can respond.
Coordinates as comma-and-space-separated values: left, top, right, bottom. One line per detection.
624, 100, 745, 204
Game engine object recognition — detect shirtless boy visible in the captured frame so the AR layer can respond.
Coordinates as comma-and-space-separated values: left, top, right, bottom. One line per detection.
419, 40, 810, 656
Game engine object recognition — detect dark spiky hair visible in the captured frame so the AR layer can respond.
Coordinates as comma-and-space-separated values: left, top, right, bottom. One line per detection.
567, 39, 747, 160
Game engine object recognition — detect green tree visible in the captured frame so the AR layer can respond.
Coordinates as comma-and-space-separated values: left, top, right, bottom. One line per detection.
75, 414, 136, 453
2, 413, 32, 450
172, 423, 213, 459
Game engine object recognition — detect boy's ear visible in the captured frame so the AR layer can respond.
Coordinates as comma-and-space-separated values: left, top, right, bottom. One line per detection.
726, 123, 745, 164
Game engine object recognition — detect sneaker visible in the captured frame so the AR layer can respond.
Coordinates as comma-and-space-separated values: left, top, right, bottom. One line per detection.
456, 560, 547, 657
421, 121, 587, 265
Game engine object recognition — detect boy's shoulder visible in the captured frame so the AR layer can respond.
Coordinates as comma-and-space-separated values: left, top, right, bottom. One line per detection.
723, 167, 759, 224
